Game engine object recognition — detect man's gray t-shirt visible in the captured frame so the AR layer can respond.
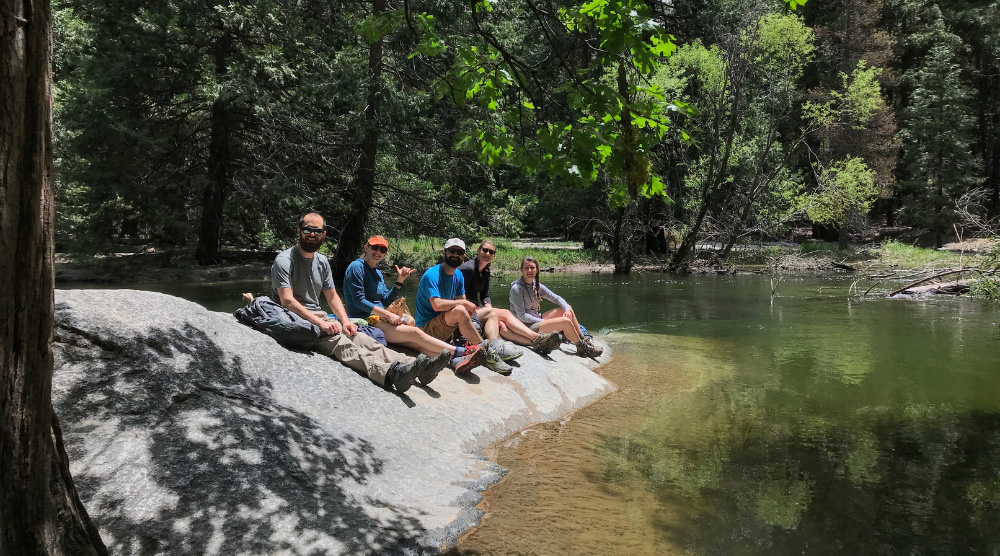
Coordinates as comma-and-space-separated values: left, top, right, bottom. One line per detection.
270, 246, 335, 312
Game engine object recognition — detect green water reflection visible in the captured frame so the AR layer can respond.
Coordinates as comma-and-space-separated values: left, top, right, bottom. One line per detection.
591, 275, 1000, 555
75, 272, 1000, 554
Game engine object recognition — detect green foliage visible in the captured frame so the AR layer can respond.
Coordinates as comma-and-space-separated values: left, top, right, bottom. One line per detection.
798, 240, 841, 254
407, 0, 684, 207
798, 157, 878, 227
651, 6, 816, 263
803, 62, 885, 129
878, 239, 960, 267
969, 241, 1000, 300
899, 33, 979, 245
379, 237, 602, 273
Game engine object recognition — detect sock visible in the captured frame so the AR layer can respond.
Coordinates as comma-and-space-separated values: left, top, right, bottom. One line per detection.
454, 346, 466, 357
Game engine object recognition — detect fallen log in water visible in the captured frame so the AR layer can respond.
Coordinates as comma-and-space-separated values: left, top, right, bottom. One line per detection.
888, 269, 982, 296
895, 279, 973, 295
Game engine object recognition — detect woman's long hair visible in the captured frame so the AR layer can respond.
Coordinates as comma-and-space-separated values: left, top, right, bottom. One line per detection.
520, 256, 541, 313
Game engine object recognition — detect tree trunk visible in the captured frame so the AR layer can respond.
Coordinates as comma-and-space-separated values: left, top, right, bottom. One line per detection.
989, 124, 1000, 222
611, 201, 638, 274
1, 1, 107, 553
332, 0, 385, 282
838, 224, 849, 249
670, 199, 710, 270
195, 33, 234, 265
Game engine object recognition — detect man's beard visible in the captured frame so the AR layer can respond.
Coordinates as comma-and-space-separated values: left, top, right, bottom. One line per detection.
444, 255, 463, 268
299, 236, 322, 253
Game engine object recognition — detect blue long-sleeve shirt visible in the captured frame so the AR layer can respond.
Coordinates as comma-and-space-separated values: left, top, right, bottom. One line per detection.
343, 258, 400, 319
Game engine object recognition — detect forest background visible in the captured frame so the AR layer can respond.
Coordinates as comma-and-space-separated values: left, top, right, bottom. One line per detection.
50, 0, 1000, 278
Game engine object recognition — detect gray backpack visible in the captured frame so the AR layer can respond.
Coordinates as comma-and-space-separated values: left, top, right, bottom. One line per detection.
234, 296, 322, 350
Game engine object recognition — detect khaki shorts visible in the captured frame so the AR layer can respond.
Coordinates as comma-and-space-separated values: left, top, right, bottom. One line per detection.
421, 312, 458, 342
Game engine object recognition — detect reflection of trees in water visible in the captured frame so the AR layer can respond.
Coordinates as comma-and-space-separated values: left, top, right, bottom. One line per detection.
602, 395, 1000, 555
54, 321, 423, 555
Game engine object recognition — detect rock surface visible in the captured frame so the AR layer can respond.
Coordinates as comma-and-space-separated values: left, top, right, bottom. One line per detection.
52, 289, 613, 555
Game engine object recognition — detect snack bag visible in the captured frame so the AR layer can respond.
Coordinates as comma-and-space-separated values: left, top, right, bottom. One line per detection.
384, 297, 413, 324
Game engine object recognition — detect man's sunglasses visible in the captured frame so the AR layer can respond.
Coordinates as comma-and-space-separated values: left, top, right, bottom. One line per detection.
300, 226, 325, 236
446, 248, 466, 256
369, 245, 388, 253
480, 248, 496, 255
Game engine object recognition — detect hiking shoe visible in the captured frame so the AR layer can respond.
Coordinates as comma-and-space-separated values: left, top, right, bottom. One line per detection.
583, 336, 604, 357
418, 349, 451, 386
483, 350, 513, 376
575, 339, 602, 358
387, 356, 424, 393
529, 331, 561, 355
489, 339, 523, 362
451, 345, 486, 375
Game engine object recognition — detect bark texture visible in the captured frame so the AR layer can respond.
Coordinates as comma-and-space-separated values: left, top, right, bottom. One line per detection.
331, 0, 385, 282
194, 33, 234, 265
1, 0, 107, 553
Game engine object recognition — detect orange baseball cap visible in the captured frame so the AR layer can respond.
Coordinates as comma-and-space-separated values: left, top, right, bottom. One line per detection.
367, 236, 389, 248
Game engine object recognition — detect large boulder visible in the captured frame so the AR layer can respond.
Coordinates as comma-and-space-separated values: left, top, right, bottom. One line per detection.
52, 289, 613, 555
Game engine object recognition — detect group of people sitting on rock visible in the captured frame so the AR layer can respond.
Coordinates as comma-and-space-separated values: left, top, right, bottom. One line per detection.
266, 212, 602, 395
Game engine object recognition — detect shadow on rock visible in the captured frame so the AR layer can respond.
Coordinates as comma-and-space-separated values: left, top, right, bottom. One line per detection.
53, 316, 425, 555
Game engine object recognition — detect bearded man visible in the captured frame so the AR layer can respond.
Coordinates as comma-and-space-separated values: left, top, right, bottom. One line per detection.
414, 238, 513, 375
270, 212, 446, 392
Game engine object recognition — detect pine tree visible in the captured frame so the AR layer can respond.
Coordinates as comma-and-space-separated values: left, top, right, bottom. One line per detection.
900, 37, 979, 246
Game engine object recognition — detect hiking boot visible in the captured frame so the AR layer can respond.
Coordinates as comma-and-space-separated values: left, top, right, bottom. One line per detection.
451, 345, 486, 375
489, 339, 523, 362
529, 331, 561, 355
575, 339, 602, 358
583, 336, 604, 357
387, 356, 424, 394
418, 349, 451, 386
483, 350, 513, 376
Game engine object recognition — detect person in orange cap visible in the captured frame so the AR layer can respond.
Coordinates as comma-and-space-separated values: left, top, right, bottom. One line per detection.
343, 235, 485, 375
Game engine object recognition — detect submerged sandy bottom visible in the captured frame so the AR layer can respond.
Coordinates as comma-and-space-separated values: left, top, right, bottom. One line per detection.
449, 332, 731, 555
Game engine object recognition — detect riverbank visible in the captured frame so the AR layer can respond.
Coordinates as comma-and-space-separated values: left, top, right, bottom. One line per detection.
55, 237, 997, 286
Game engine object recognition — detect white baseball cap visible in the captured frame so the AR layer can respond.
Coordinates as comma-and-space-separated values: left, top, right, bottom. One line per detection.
443, 238, 466, 251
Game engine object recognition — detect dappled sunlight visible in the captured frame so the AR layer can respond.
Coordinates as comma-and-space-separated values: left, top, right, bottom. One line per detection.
54, 323, 425, 555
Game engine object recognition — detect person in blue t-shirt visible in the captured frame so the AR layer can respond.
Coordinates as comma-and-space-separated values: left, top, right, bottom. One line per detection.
415, 238, 512, 375
342, 235, 484, 375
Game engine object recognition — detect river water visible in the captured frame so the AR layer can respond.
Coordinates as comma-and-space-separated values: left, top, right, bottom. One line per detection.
89, 272, 1000, 555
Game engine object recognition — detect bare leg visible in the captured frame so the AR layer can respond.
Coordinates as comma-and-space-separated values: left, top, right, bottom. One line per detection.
499, 327, 534, 345
491, 308, 536, 345
543, 307, 585, 338
537, 315, 582, 343
478, 307, 500, 340
444, 306, 484, 344
376, 320, 456, 357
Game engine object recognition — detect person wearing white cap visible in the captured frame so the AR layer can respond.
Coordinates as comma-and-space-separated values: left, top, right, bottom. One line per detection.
414, 238, 510, 375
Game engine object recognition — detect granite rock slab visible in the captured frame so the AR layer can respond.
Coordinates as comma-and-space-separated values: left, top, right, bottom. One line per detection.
52, 289, 614, 555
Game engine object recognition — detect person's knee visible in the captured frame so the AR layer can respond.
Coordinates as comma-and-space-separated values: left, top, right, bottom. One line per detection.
479, 307, 496, 321
445, 306, 470, 324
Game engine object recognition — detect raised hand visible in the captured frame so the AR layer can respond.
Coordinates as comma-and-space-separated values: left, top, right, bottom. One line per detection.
394, 265, 414, 282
